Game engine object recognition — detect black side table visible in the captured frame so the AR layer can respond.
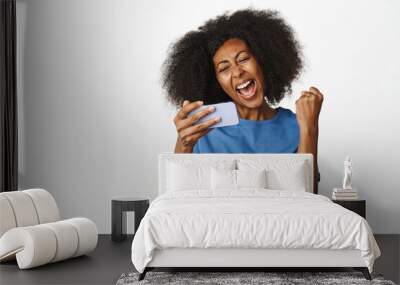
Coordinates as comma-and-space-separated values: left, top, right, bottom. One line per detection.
111, 197, 150, 242
333, 199, 366, 219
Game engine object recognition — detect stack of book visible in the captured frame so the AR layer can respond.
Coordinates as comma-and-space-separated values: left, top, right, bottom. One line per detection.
332, 188, 358, 200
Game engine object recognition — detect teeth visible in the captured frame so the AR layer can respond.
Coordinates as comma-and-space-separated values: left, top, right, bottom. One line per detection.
236, 80, 252, 90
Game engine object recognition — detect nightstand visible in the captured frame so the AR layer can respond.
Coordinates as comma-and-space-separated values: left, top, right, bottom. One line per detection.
332, 199, 366, 219
111, 197, 150, 242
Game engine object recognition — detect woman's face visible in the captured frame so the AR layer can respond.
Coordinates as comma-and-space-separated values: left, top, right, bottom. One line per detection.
213, 38, 265, 109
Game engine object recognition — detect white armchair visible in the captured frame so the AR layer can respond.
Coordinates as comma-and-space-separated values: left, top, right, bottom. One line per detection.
0, 188, 98, 269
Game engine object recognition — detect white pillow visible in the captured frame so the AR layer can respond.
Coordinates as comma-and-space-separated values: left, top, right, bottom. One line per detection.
166, 159, 235, 191
236, 169, 267, 188
238, 159, 308, 192
266, 162, 307, 191
211, 168, 236, 190
211, 168, 267, 190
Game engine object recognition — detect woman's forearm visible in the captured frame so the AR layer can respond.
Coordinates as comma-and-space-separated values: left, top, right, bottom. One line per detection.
294, 86, 323, 194
174, 137, 193, 153
297, 126, 319, 194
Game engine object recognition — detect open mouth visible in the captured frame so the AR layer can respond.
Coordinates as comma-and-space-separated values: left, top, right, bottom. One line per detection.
235, 79, 256, 100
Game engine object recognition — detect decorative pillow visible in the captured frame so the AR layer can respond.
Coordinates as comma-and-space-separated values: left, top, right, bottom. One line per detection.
211, 168, 267, 190
238, 159, 308, 191
236, 169, 267, 189
166, 159, 235, 191
211, 168, 236, 190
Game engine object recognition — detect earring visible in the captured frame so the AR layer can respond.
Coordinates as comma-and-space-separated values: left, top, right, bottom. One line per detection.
264, 96, 271, 104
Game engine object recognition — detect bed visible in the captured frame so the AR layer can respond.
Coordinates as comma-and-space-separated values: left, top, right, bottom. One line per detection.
131, 153, 381, 281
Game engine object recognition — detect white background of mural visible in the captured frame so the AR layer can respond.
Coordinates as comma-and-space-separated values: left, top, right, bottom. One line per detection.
16, 0, 400, 233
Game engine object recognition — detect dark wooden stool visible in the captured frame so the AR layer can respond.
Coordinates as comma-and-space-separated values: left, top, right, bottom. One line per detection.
111, 197, 149, 242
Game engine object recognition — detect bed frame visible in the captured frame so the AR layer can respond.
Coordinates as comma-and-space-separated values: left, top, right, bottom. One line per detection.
140, 248, 371, 280
138, 153, 372, 281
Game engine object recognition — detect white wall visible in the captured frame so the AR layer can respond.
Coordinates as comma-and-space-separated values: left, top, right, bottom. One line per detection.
17, 0, 400, 234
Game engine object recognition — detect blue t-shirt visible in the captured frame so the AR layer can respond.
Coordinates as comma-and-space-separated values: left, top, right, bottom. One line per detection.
193, 107, 299, 153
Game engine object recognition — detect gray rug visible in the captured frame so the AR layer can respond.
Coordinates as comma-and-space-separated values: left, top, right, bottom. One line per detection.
116, 271, 396, 285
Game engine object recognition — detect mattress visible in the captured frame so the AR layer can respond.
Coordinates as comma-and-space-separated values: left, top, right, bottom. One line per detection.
131, 189, 380, 273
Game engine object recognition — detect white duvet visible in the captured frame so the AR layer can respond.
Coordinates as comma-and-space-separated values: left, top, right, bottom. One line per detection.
131, 189, 380, 273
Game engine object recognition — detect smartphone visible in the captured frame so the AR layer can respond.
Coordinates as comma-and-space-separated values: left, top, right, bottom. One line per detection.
188, 102, 239, 128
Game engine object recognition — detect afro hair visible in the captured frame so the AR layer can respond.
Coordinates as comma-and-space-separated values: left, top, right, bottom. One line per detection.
162, 8, 303, 107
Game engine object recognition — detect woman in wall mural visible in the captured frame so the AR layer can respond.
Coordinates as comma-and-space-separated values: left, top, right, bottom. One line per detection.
163, 9, 323, 190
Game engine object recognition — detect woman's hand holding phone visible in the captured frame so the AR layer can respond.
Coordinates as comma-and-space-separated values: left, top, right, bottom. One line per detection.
174, 100, 221, 153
